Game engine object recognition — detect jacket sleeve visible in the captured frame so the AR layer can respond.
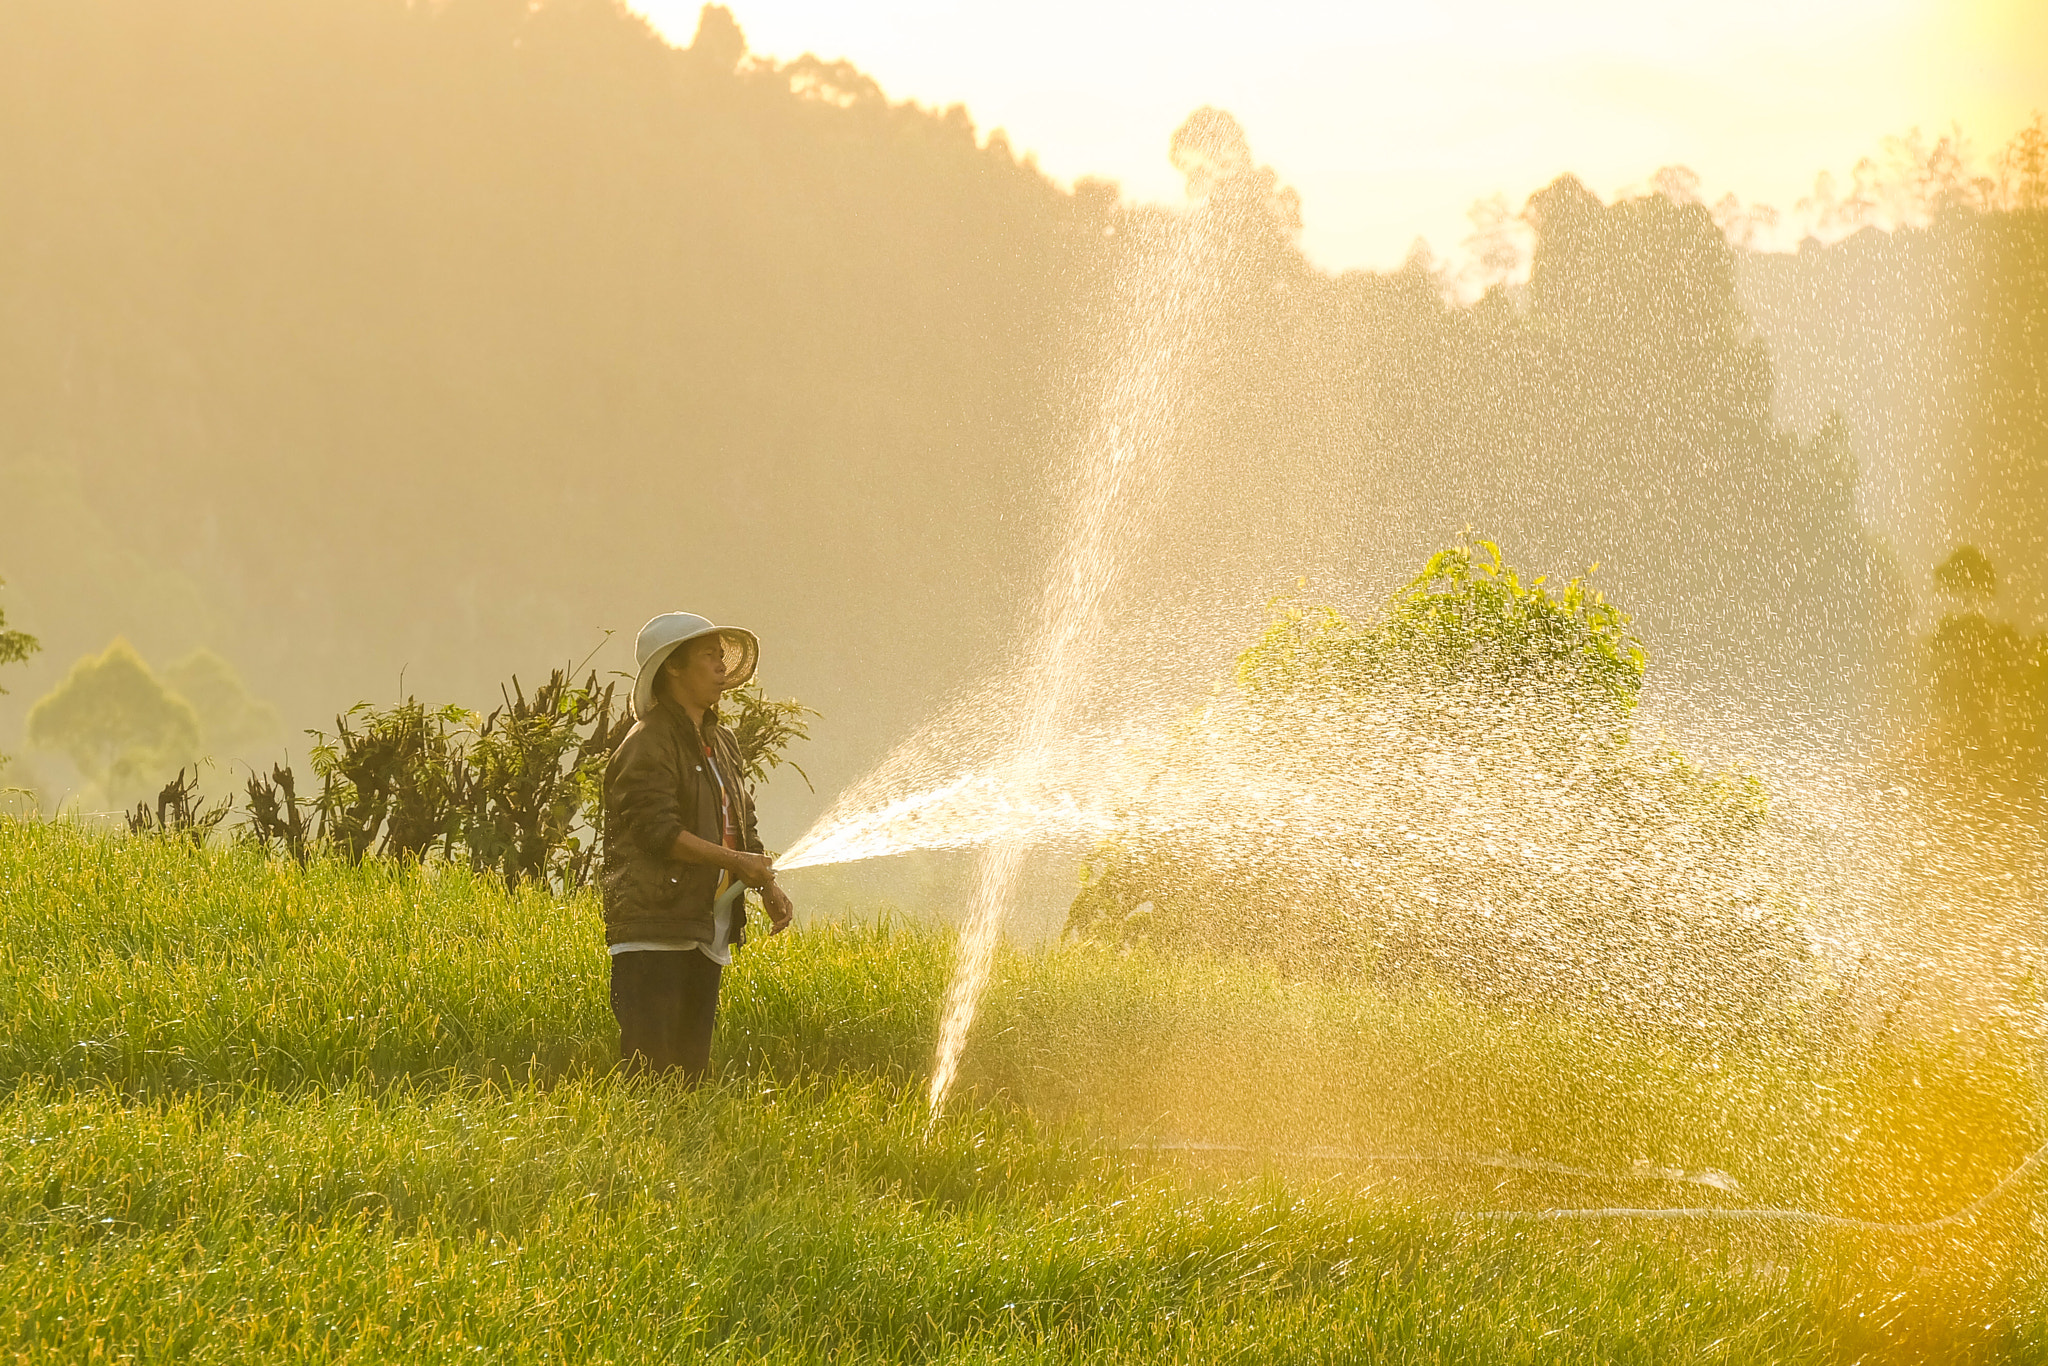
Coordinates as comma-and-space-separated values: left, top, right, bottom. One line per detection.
609, 724, 686, 860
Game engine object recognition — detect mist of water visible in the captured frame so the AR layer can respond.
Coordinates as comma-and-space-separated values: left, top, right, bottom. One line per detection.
927, 209, 1232, 1115
775, 191, 2048, 1129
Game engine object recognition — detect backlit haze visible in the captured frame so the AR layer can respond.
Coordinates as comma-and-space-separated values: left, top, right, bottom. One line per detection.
629, 0, 2048, 272
0, 0, 2041, 914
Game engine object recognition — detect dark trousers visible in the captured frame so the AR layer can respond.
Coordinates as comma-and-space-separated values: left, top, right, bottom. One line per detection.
609, 950, 722, 1084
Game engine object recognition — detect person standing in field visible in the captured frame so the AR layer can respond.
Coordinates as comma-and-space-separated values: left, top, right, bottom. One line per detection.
602, 612, 794, 1082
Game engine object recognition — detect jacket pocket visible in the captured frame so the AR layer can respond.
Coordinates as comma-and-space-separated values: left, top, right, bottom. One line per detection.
605, 859, 712, 920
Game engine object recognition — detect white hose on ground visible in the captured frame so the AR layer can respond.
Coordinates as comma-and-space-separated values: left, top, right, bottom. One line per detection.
1472, 1138, 2048, 1230
1134, 1137, 2048, 1233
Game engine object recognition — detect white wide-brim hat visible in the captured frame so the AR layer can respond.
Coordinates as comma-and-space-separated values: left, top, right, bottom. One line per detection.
632, 612, 760, 719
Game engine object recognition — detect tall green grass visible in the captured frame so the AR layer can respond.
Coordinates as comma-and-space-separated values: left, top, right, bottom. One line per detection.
2, 817, 2042, 1362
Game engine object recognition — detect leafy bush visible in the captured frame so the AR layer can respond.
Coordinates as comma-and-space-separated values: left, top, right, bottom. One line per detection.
305, 697, 471, 864
450, 671, 632, 889
1068, 538, 1793, 1029
726, 686, 820, 790
235, 671, 814, 890
124, 766, 229, 843
1920, 546, 2047, 802
1234, 539, 1647, 725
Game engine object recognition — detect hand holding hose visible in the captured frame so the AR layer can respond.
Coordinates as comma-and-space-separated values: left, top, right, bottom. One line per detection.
730, 850, 793, 934
728, 849, 775, 889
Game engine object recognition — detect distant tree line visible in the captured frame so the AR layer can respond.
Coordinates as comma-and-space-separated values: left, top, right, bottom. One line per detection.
0, 0, 2040, 830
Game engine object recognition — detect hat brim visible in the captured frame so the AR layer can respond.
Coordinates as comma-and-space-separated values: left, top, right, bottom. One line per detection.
633, 627, 760, 719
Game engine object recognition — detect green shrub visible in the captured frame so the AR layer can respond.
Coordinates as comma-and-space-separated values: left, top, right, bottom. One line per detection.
1068, 538, 1793, 1029
1235, 538, 1647, 725
235, 671, 814, 891
1922, 547, 2047, 802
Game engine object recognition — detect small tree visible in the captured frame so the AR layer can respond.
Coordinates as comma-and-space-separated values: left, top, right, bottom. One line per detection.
0, 577, 35, 684
162, 648, 282, 755
26, 639, 201, 805
0, 575, 41, 772
1923, 547, 2046, 795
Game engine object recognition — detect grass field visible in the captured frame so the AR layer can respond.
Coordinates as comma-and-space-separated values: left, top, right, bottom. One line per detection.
3, 817, 2044, 1362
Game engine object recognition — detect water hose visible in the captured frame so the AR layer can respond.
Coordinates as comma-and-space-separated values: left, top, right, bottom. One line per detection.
1471, 1138, 2048, 1230
1137, 1137, 2048, 1232
1139, 1142, 1747, 1194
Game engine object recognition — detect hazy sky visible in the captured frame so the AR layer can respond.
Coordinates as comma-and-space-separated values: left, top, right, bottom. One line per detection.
626, 0, 2046, 272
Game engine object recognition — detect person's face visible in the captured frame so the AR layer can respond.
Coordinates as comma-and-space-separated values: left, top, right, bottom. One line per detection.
662, 636, 727, 711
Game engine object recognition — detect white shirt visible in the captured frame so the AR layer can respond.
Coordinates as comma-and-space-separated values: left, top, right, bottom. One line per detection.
607, 884, 733, 966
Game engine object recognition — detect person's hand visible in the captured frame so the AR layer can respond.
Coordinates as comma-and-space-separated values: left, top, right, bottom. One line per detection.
762, 882, 794, 935
729, 850, 775, 888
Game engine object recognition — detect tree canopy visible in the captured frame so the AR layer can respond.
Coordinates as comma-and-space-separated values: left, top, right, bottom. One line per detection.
0, 1, 2039, 829
26, 641, 203, 805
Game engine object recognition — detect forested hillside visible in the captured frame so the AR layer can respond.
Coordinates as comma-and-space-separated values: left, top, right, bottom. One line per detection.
0, 0, 2041, 831
0, 0, 1111, 820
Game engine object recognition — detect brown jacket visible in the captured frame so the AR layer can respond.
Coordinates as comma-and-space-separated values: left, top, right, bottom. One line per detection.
600, 699, 761, 947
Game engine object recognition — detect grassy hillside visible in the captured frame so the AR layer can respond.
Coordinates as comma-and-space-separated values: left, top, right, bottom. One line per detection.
2, 818, 2043, 1362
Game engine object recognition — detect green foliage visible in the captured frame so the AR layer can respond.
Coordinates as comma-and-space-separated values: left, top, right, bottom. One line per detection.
308, 698, 469, 864
1236, 538, 1647, 723
24, 639, 201, 804
1385, 539, 1647, 713
300, 669, 627, 884
1936, 545, 2001, 603
266, 668, 812, 889
160, 647, 282, 755
722, 681, 820, 791
0, 574, 36, 691
453, 670, 630, 889
1921, 549, 2047, 797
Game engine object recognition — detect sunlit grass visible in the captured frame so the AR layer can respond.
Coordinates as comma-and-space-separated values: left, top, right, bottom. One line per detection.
2, 817, 2042, 1361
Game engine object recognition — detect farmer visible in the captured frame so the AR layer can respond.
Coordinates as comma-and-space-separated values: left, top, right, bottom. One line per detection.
602, 611, 794, 1082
